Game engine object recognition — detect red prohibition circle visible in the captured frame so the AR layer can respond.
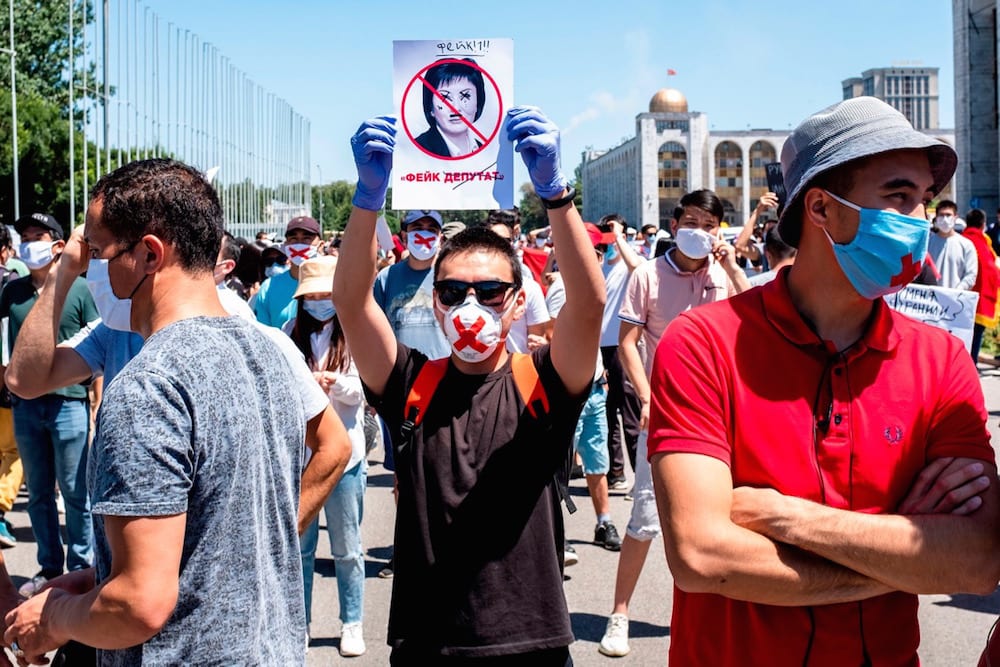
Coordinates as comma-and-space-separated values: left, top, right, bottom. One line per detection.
401, 57, 503, 161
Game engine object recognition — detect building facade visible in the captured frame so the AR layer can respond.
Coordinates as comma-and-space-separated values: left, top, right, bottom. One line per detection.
582, 87, 955, 230
953, 0, 999, 214
842, 67, 940, 130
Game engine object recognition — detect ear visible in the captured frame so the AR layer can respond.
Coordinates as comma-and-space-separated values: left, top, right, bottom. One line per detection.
510, 287, 527, 323
139, 234, 166, 274
669, 219, 679, 237
802, 187, 833, 229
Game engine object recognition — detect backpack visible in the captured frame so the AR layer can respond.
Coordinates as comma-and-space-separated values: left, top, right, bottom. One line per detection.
399, 353, 576, 513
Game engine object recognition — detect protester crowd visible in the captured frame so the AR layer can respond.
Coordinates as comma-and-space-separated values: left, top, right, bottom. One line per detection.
0, 96, 993, 666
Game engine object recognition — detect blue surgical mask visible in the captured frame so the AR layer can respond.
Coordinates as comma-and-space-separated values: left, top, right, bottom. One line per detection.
822, 190, 929, 300
265, 264, 289, 279
302, 298, 335, 322
604, 245, 619, 262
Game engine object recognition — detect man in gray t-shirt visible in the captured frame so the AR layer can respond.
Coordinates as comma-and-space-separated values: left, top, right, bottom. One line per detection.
4, 158, 349, 666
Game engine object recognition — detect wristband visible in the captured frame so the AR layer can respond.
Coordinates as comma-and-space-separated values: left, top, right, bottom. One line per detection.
540, 186, 577, 210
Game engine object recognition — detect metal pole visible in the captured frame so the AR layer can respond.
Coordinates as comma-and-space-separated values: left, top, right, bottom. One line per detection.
82, 0, 88, 207
103, 0, 109, 174
69, 0, 75, 226
9, 0, 18, 220
316, 164, 323, 232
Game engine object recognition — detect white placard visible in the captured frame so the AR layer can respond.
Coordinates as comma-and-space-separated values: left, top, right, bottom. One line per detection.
885, 284, 980, 351
392, 38, 514, 210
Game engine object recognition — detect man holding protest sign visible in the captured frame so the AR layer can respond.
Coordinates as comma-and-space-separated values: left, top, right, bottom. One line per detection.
649, 97, 1000, 665
335, 106, 604, 664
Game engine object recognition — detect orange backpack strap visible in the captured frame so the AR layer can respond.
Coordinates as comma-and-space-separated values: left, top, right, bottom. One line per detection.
399, 358, 449, 451
511, 353, 549, 419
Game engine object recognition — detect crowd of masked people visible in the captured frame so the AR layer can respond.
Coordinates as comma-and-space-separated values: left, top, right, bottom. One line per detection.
0, 97, 996, 667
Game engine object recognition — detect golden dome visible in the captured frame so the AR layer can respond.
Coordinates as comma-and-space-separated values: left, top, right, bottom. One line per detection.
649, 88, 688, 113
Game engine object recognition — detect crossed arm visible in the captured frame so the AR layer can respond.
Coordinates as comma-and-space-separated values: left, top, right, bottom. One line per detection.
652, 451, 1000, 606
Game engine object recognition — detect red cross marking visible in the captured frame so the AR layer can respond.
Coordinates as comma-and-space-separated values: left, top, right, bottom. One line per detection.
413, 232, 436, 250
452, 315, 488, 352
288, 246, 313, 260
890, 253, 922, 287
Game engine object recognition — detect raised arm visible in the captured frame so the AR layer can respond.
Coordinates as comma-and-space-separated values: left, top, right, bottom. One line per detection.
6, 228, 94, 399
608, 219, 643, 272
507, 107, 605, 396
732, 192, 777, 262
331, 116, 400, 398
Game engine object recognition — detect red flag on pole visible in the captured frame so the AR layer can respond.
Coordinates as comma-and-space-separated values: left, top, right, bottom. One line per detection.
667, 68, 677, 76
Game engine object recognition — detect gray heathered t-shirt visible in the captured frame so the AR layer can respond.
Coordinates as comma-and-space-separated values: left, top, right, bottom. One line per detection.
88, 316, 307, 666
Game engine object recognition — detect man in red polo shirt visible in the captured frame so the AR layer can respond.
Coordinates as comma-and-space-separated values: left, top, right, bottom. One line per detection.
649, 96, 1000, 666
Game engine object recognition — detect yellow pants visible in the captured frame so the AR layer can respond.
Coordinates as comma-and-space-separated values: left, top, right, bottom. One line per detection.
0, 408, 22, 513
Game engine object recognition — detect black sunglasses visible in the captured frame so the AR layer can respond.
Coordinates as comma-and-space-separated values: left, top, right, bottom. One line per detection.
263, 256, 288, 268
434, 280, 516, 308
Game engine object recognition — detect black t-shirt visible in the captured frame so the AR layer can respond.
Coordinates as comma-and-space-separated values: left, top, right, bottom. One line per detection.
365, 343, 587, 657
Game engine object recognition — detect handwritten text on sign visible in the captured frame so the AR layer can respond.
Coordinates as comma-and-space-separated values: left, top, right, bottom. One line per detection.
885, 284, 980, 352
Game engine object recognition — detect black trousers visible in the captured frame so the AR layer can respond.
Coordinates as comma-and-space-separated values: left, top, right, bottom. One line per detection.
601, 345, 641, 477
390, 644, 572, 666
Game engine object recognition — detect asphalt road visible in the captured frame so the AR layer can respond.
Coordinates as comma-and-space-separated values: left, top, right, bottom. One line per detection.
5, 366, 1000, 665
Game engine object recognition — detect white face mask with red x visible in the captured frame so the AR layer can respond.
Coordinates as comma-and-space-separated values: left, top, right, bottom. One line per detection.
438, 293, 513, 363
407, 230, 440, 261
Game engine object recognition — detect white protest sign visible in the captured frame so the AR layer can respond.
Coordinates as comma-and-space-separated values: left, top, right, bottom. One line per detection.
392, 39, 514, 210
884, 284, 980, 352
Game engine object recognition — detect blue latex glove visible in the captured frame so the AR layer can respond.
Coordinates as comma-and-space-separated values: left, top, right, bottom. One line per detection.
350, 115, 396, 211
506, 106, 569, 200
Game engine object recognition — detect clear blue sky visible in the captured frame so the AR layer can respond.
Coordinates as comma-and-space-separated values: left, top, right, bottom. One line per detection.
146, 0, 954, 188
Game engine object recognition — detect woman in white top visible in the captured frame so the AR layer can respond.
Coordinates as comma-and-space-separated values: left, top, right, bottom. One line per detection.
283, 256, 367, 658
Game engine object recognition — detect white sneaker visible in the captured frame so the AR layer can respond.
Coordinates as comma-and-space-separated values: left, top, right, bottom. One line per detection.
340, 621, 366, 657
598, 613, 630, 657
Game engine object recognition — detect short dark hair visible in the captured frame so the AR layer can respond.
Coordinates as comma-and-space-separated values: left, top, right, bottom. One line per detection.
423, 59, 487, 127
671, 208, 684, 224
220, 232, 241, 263
0, 225, 11, 251
936, 199, 958, 214
91, 158, 223, 272
642, 223, 659, 235
600, 213, 626, 227
679, 189, 725, 222
764, 227, 796, 261
434, 226, 523, 291
967, 208, 987, 229
486, 208, 521, 230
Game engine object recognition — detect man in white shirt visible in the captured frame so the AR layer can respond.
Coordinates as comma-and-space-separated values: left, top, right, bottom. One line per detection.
920, 199, 978, 290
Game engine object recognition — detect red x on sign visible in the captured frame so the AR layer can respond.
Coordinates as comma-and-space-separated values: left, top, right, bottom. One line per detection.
452, 315, 488, 352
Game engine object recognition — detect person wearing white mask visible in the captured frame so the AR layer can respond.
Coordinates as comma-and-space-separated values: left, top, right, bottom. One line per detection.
337, 107, 605, 663
254, 215, 323, 329
916, 199, 977, 291
599, 189, 749, 657
373, 210, 450, 360
0, 213, 98, 598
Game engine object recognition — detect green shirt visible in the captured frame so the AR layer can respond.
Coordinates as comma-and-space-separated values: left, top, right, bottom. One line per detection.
0, 275, 98, 400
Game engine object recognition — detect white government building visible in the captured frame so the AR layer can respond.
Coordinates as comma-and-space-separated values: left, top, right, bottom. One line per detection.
581, 85, 955, 230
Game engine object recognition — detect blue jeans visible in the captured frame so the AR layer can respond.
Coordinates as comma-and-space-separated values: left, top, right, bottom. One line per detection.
573, 383, 609, 475
12, 396, 93, 572
301, 460, 366, 625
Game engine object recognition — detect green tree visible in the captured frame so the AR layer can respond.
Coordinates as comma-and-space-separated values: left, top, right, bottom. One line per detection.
0, 1, 99, 229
